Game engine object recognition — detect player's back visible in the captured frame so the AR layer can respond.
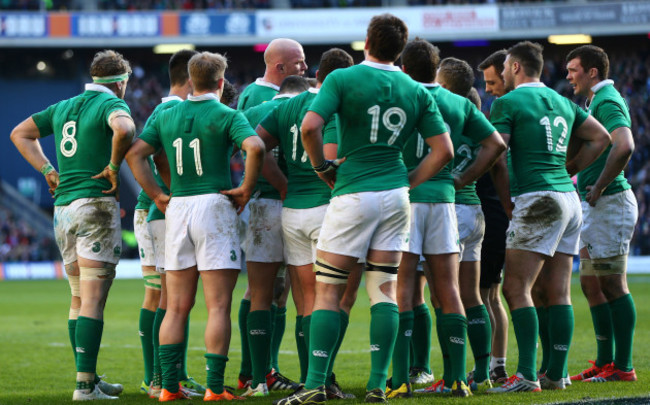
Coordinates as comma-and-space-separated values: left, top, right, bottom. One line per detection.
491, 84, 587, 194
310, 62, 445, 197
237, 80, 279, 110
150, 98, 247, 197
32, 89, 129, 205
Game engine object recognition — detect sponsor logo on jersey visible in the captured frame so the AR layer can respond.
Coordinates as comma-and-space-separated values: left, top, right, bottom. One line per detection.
312, 350, 328, 358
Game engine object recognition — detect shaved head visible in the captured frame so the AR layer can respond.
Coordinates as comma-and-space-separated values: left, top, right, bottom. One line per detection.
263, 38, 307, 84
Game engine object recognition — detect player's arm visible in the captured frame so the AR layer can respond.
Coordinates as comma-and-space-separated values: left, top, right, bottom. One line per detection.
10, 117, 60, 195
126, 139, 169, 213
301, 111, 338, 188
409, 132, 454, 190
256, 124, 288, 200
454, 131, 506, 190
584, 126, 634, 206
92, 111, 136, 198
490, 132, 513, 218
565, 115, 611, 177
222, 136, 265, 213
153, 149, 171, 189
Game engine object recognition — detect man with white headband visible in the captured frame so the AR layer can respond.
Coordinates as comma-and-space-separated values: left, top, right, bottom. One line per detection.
11, 49, 135, 401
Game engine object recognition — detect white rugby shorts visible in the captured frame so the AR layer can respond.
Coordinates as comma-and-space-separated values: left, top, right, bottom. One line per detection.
407, 202, 460, 256
580, 189, 638, 259
282, 204, 328, 266
506, 190, 581, 256
149, 219, 166, 273
134, 209, 156, 267
54, 197, 121, 265
317, 187, 410, 258
243, 197, 284, 263
165, 194, 241, 271
456, 204, 485, 262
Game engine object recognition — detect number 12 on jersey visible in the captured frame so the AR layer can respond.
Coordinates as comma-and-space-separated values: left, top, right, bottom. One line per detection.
172, 137, 203, 176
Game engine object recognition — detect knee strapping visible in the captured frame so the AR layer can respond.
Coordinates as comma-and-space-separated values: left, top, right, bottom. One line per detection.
365, 261, 398, 306
67, 274, 80, 297
314, 259, 349, 285
69, 306, 80, 319
143, 269, 161, 290
80, 265, 116, 281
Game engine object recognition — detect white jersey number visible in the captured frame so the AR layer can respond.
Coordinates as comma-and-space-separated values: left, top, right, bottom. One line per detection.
172, 137, 203, 176
539, 116, 568, 152
60, 121, 78, 157
367, 105, 407, 145
290, 124, 309, 163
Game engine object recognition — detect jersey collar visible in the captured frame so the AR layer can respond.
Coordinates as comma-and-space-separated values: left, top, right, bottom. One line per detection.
255, 78, 280, 91
272, 93, 297, 100
85, 83, 117, 97
421, 82, 440, 88
516, 82, 546, 89
361, 60, 401, 72
591, 79, 614, 94
308, 87, 319, 94
162, 95, 183, 103
188, 93, 220, 102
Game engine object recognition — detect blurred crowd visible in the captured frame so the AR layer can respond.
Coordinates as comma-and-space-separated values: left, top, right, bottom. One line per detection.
1, 0, 578, 11
0, 205, 58, 262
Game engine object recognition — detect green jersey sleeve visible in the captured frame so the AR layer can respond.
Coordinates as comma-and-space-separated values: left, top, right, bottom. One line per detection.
593, 99, 630, 133
323, 116, 338, 144
32, 104, 56, 138
489, 98, 513, 136
139, 119, 163, 151
415, 88, 448, 139
308, 73, 341, 122
230, 110, 258, 148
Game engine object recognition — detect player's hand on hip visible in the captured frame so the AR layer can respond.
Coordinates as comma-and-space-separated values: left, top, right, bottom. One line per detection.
313, 157, 345, 189
221, 186, 253, 214
45, 171, 60, 197
154, 193, 171, 214
585, 185, 602, 207
92, 165, 120, 200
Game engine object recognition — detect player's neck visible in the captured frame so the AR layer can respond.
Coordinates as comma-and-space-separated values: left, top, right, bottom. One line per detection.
261, 71, 283, 87
515, 75, 539, 87
365, 54, 394, 66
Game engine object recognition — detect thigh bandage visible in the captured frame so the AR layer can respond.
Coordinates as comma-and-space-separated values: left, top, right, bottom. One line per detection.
314, 259, 349, 285
80, 265, 116, 281
143, 269, 161, 290
365, 261, 398, 306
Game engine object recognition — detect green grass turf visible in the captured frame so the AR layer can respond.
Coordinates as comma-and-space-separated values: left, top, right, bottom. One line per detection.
0, 274, 649, 404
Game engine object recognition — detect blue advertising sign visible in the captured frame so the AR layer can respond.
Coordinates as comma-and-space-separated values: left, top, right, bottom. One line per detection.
179, 12, 254, 36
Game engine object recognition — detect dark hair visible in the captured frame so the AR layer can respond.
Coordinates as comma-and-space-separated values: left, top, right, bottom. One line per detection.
467, 87, 481, 110
317, 48, 354, 83
438, 57, 474, 97
401, 38, 440, 83
188, 52, 228, 92
279, 75, 310, 94
566, 45, 609, 81
169, 49, 198, 87
90, 49, 131, 77
221, 78, 238, 107
507, 41, 544, 78
366, 14, 408, 63
478, 50, 507, 75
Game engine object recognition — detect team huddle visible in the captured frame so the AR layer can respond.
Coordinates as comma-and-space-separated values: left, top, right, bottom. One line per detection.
10, 12, 638, 403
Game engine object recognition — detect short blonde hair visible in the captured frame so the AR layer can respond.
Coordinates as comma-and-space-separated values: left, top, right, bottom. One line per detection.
188, 52, 228, 92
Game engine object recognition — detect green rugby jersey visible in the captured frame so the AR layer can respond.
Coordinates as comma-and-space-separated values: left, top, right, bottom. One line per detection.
243, 95, 291, 200
142, 96, 180, 222
490, 82, 588, 194
309, 61, 447, 197
260, 88, 337, 209
577, 80, 632, 200
237, 79, 279, 110
139, 93, 256, 197
32, 84, 131, 206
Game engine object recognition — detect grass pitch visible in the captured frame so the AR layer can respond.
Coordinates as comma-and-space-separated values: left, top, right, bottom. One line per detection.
0, 274, 649, 404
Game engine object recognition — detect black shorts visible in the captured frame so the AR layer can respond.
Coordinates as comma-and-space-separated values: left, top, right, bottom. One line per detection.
479, 197, 508, 289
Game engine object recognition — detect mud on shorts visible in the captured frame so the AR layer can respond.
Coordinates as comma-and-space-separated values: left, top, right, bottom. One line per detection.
506, 190, 581, 256
242, 197, 284, 263
134, 208, 155, 267
54, 197, 121, 265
